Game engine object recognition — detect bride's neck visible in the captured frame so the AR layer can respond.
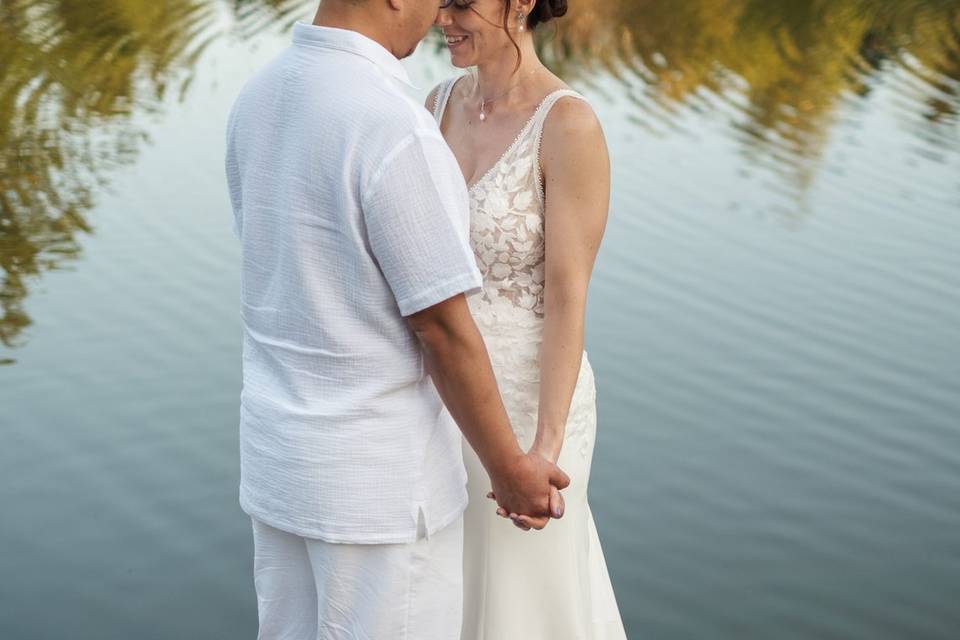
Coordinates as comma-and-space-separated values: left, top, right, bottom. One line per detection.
473, 38, 542, 103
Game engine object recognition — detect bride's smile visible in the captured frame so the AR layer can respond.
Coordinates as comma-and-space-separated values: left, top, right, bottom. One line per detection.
444, 32, 469, 46
436, 0, 535, 69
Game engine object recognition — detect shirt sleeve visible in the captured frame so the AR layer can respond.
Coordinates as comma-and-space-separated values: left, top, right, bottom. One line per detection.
361, 130, 482, 317
225, 103, 243, 240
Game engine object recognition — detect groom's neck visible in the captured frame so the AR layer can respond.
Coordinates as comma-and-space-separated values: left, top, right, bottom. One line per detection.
312, 1, 396, 58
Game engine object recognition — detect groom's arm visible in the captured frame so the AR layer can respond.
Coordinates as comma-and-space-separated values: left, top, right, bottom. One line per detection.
407, 295, 517, 475
361, 129, 567, 528
407, 295, 568, 529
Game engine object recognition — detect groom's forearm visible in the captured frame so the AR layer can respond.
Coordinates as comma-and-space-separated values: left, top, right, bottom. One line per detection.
406, 295, 523, 477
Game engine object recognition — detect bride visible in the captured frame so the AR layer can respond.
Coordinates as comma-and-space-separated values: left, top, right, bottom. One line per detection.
427, 0, 627, 637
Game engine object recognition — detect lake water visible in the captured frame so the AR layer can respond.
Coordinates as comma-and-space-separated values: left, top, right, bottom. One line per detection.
2, 1, 960, 638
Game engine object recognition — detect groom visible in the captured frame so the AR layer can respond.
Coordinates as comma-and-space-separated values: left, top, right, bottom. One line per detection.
225, 0, 569, 637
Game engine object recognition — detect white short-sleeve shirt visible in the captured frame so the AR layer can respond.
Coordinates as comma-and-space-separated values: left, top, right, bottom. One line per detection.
225, 23, 482, 543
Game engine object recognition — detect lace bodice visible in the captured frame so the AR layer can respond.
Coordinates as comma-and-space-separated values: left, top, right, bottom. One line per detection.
432, 77, 596, 446
433, 77, 586, 321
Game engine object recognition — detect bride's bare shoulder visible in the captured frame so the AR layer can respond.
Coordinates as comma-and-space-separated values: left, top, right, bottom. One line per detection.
539, 93, 609, 197
542, 93, 606, 153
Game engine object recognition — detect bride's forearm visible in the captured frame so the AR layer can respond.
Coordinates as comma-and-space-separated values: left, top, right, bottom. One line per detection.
534, 294, 586, 462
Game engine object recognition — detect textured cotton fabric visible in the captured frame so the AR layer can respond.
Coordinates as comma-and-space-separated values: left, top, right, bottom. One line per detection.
225, 23, 482, 544
251, 514, 464, 639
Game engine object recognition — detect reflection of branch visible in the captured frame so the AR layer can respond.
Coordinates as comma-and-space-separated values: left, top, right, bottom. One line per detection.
2, 0, 958, 359
0, 0, 221, 354
0, 0, 318, 359
230, 0, 313, 38
545, 0, 960, 193
0, 0, 313, 357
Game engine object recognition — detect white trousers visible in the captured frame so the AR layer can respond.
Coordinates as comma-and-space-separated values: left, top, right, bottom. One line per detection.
250, 514, 464, 640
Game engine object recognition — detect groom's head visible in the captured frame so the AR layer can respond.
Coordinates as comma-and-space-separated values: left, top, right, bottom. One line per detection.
314, 0, 439, 59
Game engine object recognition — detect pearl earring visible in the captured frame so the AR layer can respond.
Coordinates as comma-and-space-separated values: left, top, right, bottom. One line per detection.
518, 12, 525, 32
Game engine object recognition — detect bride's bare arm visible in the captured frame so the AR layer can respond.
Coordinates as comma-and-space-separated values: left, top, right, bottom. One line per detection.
531, 98, 610, 464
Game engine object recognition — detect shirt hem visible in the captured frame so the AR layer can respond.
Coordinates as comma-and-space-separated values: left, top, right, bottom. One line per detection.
240, 491, 468, 545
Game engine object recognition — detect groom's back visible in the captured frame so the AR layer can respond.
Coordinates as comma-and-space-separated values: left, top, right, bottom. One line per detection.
225, 23, 480, 543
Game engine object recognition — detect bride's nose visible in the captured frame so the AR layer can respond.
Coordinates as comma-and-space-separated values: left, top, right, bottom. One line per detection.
434, 8, 453, 27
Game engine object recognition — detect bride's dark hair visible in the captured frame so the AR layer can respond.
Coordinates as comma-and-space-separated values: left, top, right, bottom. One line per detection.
525, 0, 568, 29
500, 0, 568, 70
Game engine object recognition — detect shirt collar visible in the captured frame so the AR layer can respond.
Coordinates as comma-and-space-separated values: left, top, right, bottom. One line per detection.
292, 22, 416, 89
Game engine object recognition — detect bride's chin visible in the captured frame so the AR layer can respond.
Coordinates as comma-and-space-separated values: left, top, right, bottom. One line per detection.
446, 48, 476, 69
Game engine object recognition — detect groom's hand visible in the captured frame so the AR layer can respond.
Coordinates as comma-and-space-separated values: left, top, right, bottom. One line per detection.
488, 452, 570, 531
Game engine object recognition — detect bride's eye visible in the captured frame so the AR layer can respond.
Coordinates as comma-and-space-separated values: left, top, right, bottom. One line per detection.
440, 0, 475, 9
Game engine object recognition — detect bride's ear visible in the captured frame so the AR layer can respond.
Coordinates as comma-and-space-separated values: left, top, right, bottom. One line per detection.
514, 0, 536, 15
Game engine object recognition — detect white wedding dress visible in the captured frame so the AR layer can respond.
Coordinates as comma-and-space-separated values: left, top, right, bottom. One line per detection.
433, 77, 628, 640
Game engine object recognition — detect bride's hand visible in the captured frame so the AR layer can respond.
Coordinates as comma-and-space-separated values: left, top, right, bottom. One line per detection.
487, 485, 565, 531
486, 449, 566, 531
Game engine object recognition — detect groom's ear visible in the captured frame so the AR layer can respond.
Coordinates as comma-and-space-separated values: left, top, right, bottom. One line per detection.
386, 0, 403, 11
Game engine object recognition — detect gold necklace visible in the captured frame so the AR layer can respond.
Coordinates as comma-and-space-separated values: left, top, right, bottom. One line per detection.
477, 66, 543, 123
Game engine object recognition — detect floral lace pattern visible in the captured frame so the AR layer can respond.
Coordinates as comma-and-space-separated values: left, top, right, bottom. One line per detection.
470, 131, 547, 316
434, 78, 596, 447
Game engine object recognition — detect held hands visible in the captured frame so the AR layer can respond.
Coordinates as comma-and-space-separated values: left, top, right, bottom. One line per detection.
487, 449, 569, 532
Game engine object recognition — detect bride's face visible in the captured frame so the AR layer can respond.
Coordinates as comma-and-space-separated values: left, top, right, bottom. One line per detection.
435, 0, 521, 69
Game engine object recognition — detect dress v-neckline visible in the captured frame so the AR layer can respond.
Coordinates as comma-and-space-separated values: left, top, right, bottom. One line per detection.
454, 89, 564, 193
465, 104, 541, 192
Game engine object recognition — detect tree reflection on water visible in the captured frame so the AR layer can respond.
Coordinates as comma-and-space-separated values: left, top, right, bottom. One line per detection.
551, 1, 959, 180
1, 0, 958, 358
0, 0, 219, 356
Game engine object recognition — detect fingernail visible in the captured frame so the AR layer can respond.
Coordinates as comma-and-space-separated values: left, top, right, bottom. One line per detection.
555, 505, 564, 518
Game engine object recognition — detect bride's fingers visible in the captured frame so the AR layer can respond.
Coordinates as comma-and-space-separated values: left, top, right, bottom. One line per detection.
514, 514, 547, 530
549, 485, 565, 518
495, 506, 509, 518
486, 491, 496, 501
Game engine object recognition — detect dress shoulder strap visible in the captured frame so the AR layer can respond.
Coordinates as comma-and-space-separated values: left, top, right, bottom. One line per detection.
530, 89, 590, 203
530, 89, 588, 140
432, 75, 465, 125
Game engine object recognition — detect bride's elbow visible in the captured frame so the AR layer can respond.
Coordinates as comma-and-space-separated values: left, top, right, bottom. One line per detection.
543, 285, 588, 319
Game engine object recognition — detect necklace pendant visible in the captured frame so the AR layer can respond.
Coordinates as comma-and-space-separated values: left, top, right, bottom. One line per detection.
479, 110, 486, 122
